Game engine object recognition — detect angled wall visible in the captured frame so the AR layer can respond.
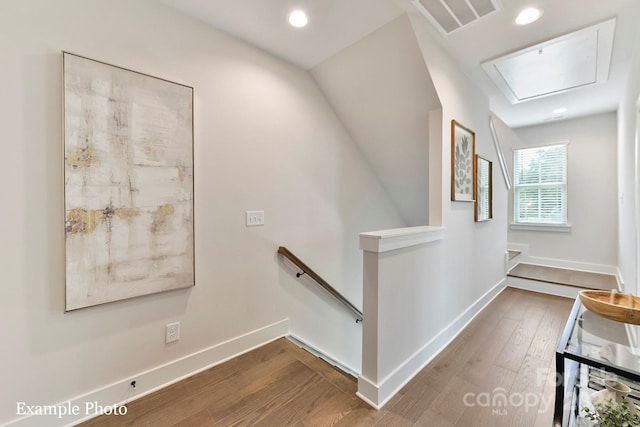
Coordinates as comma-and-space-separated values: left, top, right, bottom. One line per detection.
312, 15, 441, 226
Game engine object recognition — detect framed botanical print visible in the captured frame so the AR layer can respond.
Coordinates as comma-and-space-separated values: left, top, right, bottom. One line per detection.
451, 120, 476, 201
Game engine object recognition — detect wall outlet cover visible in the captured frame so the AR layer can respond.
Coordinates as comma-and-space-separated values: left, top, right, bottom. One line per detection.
166, 322, 180, 343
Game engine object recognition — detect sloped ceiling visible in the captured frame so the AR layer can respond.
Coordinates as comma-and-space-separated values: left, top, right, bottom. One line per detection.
160, 0, 404, 70
162, 0, 640, 128
312, 15, 441, 226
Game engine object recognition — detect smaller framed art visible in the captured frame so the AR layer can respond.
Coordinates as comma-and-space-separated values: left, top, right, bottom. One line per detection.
451, 120, 476, 202
475, 155, 493, 222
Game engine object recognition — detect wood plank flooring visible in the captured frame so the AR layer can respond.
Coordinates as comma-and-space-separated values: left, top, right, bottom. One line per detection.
80, 288, 573, 427
508, 263, 617, 291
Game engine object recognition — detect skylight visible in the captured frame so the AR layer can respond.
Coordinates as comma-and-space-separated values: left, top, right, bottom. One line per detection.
481, 18, 616, 103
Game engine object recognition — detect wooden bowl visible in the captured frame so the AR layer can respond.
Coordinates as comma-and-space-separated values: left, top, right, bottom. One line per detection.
579, 290, 640, 325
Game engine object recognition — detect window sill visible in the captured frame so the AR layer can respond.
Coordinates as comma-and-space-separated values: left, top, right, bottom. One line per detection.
510, 223, 572, 233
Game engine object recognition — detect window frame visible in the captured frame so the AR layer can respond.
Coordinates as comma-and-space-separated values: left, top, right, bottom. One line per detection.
511, 142, 570, 231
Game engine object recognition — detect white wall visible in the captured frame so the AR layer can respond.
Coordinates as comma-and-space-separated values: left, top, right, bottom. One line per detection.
0, 0, 406, 424
618, 50, 640, 293
311, 15, 441, 227
409, 14, 508, 310
613, 0, 640, 292
359, 228, 447, 408
357, 226, 504, 408
506, 113, 618, 270
352, 12, 509, 409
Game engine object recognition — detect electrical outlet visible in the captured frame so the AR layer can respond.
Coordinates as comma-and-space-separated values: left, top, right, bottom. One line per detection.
246, 210, 265, 227
166, 322, 180, 343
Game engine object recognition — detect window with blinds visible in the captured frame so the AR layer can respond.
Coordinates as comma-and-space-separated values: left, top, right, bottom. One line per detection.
513, 143, 567, 224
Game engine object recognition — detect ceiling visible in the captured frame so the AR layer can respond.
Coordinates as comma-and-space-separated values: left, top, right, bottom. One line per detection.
160, 0, 640, 128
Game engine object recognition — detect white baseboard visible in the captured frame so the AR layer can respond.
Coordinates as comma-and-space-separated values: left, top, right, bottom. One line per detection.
7, 319, 289, 427
506, 242, 618, 277
525, 256, 618, 276
507, 277, 578, 299
357, 278, 507, 409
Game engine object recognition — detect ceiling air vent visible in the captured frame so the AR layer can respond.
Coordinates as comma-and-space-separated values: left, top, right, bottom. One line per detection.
411, 0, 502, 36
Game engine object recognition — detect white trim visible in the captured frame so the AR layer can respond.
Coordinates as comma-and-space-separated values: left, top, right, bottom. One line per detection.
507, 261, 620, 297
357, 278, 506, 409
505, 243, 618, 277
511, 140, 570, 151
512, 142, 568, 226
7, 319, 289, 427
359, 226, 445, 253
510, 223, 572, 233
507, 277, 578, 299
356, 376, 382, 409
524, 256, 618, 276
617, 267, 625, 291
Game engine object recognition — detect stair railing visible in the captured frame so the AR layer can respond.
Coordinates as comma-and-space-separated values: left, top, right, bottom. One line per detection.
277, 246, 363, 323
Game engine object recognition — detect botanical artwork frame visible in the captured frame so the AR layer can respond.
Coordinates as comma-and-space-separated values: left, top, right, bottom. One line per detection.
63, 52, 194, 311
475, 155, 493, 222
451, 120, 476, 202
489, 116, 512, 190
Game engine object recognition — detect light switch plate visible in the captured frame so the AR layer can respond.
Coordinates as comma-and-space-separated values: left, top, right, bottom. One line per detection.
246, 211, 265, 227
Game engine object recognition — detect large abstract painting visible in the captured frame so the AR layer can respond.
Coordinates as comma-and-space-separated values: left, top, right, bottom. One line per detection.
63, 52, 194, 311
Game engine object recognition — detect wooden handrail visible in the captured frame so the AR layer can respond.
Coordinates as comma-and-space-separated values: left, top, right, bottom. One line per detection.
277, 246, 363, 323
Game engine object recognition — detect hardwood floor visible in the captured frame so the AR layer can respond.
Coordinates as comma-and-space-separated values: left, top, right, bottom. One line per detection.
80, 288, 573, 426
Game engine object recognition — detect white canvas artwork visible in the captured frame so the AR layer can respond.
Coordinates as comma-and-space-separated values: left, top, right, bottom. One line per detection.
63, 52, 194, 311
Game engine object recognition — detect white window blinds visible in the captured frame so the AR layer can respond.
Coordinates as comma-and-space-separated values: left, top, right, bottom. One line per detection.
513, 143, 567, 224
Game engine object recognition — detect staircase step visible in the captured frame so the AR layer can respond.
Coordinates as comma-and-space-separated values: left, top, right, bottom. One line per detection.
507, 250, 521, 261
507, 263, 617, 291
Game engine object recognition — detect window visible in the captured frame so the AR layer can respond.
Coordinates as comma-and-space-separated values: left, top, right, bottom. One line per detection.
513, 143, 567, 225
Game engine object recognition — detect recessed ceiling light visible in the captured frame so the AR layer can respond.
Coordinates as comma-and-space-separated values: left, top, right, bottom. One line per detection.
515, 7, 543, 26
553, 107, 568, 114
288, 10, 308, 28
